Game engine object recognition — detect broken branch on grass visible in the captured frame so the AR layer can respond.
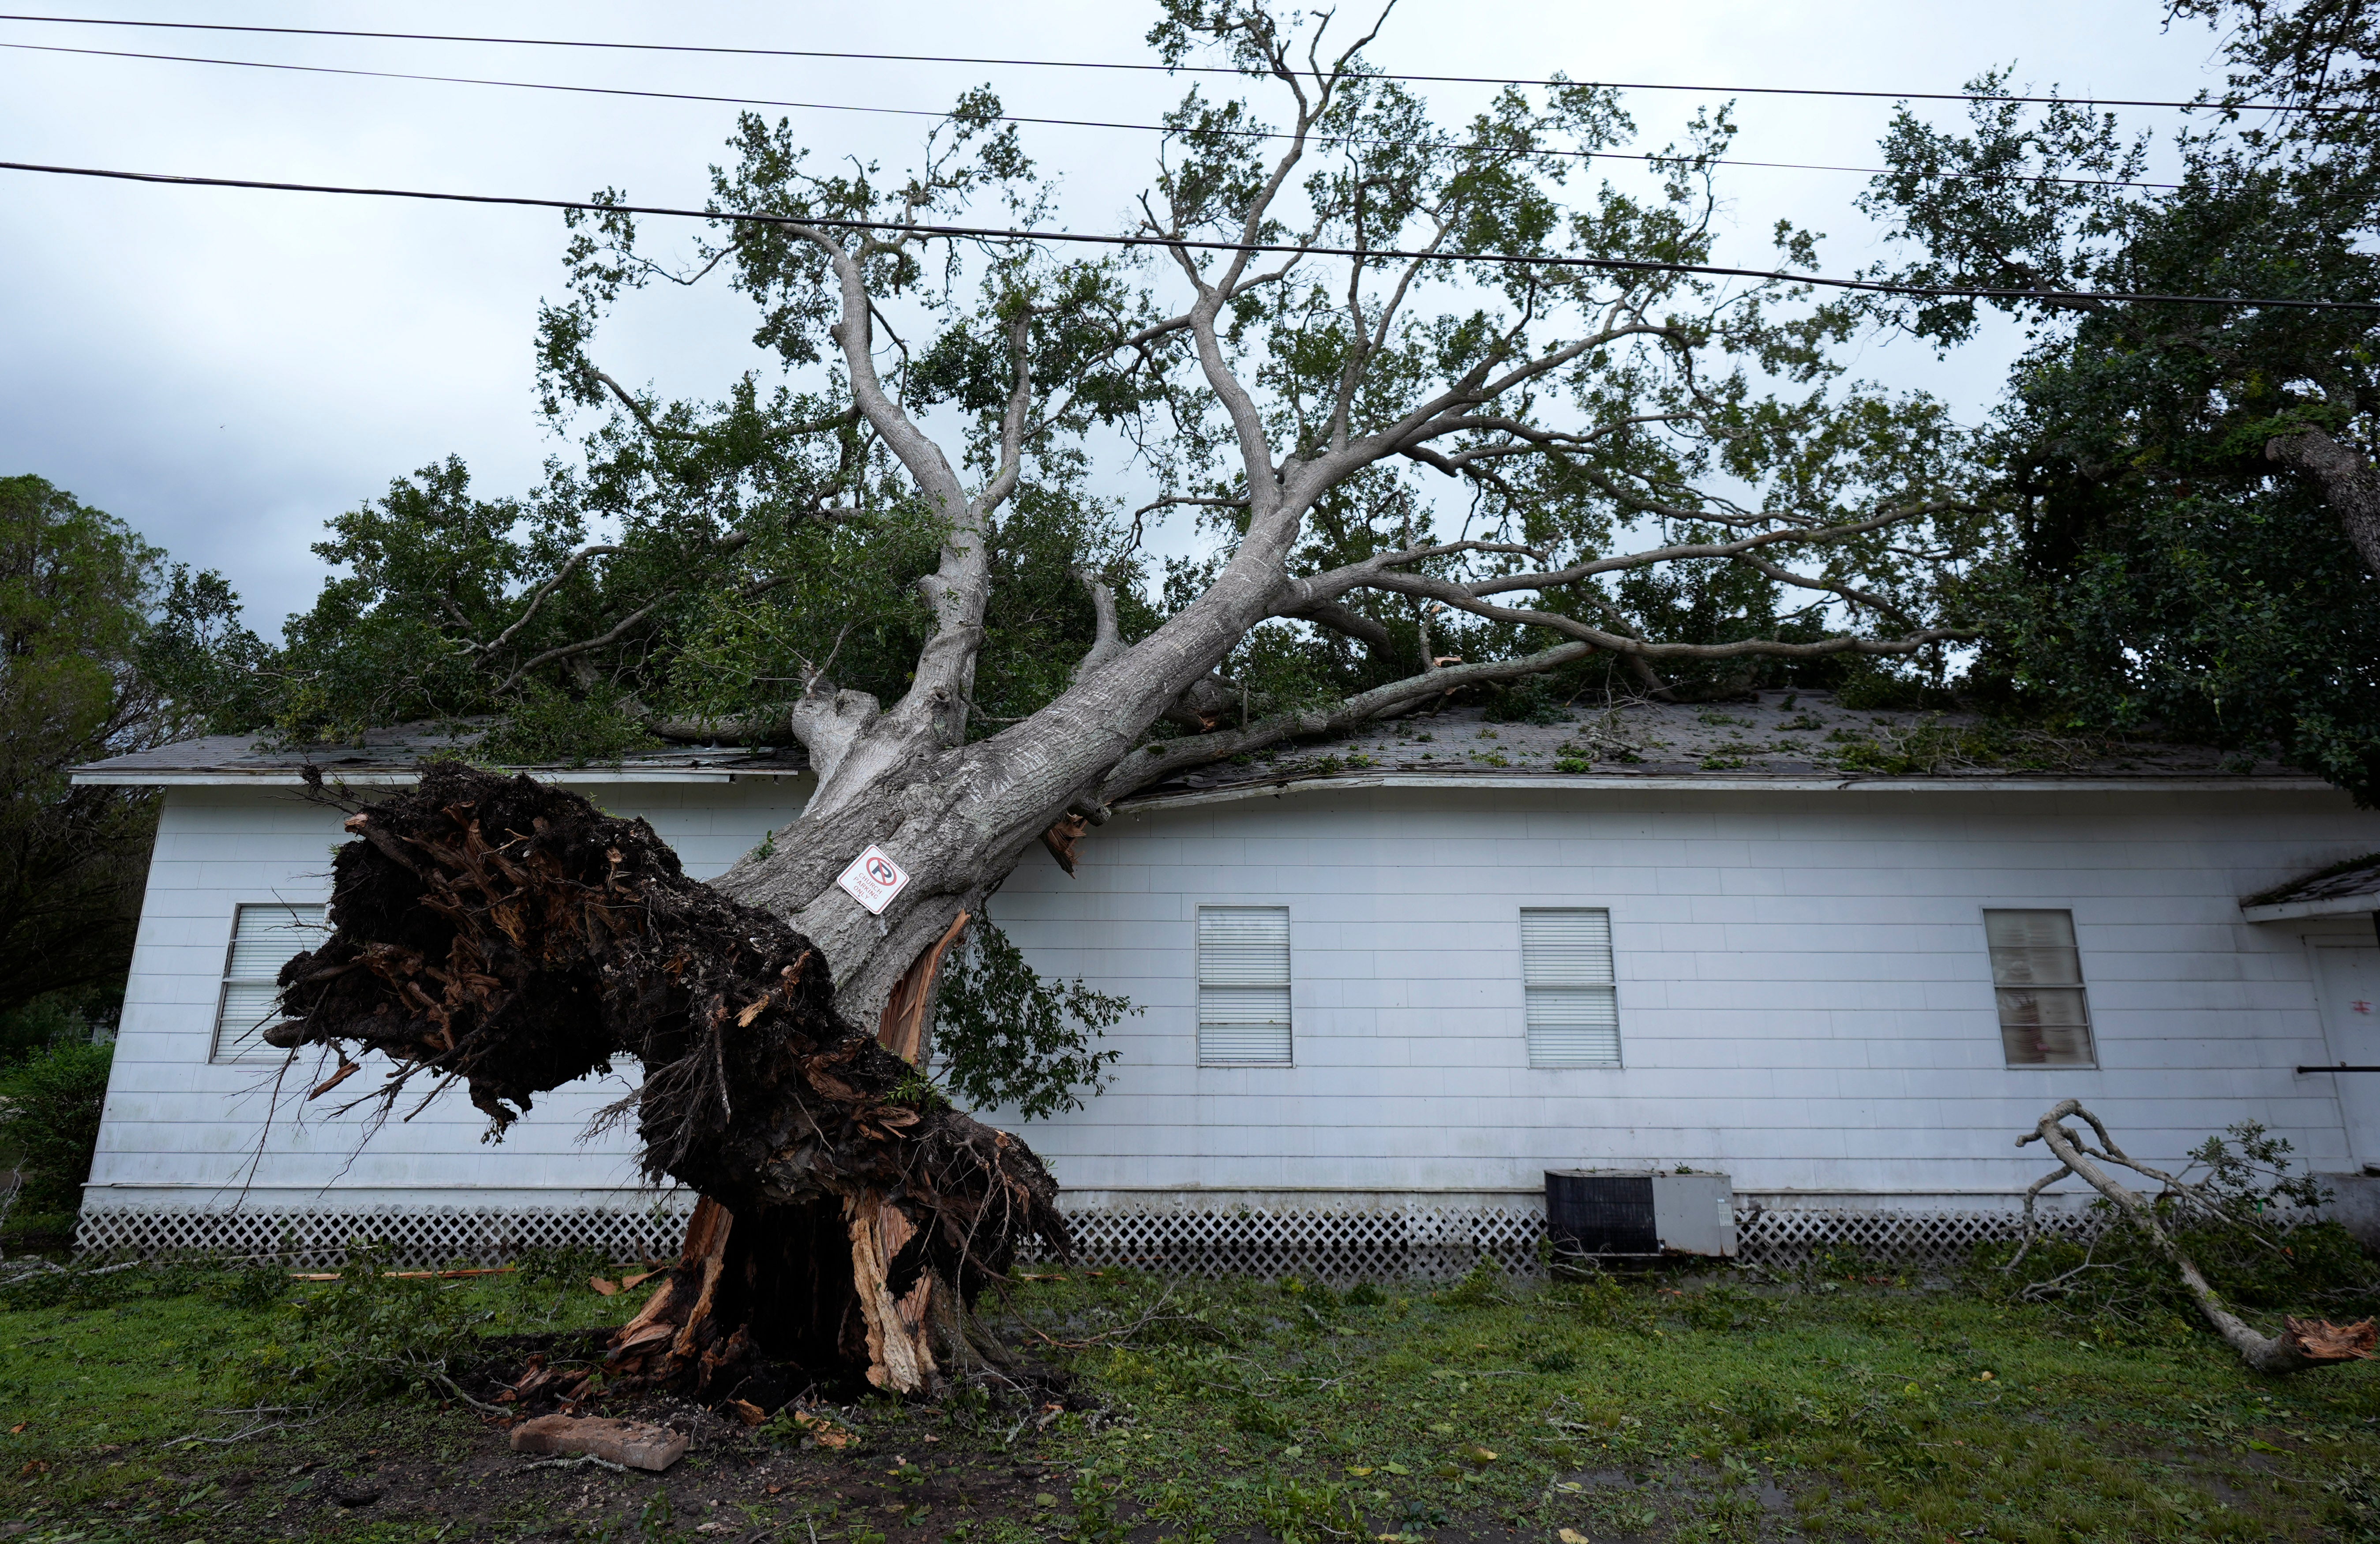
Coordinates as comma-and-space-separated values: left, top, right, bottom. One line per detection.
2015, 1098, 2376, 1375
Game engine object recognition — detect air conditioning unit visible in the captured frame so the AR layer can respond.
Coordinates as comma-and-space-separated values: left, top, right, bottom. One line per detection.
1544, 1169, 1737, 1259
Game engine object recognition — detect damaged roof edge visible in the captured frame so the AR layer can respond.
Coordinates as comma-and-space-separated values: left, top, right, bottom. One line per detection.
2239, 850, 2380, 922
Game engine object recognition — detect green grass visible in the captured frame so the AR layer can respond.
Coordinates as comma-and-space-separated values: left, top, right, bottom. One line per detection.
998, 1264, 2380, 1542
5, 1258, 2380, 1540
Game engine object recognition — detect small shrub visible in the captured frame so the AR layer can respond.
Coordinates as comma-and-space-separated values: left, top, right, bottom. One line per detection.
0, 1040, 113, 1214
1342, 1281, 1385, 1307
0, 993, 89, 1067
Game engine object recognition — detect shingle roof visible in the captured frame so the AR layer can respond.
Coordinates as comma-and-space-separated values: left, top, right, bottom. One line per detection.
2241, 852, 2380, 922
1132, 688, 2320, 803
71, 689, 2333, 795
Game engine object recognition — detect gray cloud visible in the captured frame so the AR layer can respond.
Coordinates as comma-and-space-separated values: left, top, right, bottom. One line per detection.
0, 0, 2219, 629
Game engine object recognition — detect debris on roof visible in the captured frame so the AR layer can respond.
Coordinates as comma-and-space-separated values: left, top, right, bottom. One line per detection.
1140, 688, 2309, 798
2241, 851, 2380, 921
71, 723, 807, 784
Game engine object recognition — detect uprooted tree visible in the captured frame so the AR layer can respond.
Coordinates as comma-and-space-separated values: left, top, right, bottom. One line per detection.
255, 0, 1986, 1398
272, 762, 1063, 1404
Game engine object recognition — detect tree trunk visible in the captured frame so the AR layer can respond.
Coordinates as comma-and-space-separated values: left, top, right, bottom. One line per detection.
268, 762, 1067, 1402
2266, 426, 2380, 577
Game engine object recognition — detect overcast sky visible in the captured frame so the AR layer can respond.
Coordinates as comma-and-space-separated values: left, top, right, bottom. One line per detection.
0, 2, 2226, 631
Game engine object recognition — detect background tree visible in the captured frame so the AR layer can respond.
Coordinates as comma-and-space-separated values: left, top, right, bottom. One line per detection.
1857, 0, 2380, 800
0, 476, 182, 1034
271, 0, 1985, 1394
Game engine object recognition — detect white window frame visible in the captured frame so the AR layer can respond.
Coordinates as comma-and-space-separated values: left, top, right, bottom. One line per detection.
213, 902, 330, 1064
1520, 907, 1622, 1068
1984, 907, 2097, 1069
1196, 905, 1293, 1067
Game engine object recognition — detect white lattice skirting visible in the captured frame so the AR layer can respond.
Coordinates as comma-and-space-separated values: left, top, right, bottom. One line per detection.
76, 1198, 2099, 1276
75, 1202, 698, 1271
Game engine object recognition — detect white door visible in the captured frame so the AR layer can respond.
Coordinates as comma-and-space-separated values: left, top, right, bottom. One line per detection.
2316, 943, 2380, 1168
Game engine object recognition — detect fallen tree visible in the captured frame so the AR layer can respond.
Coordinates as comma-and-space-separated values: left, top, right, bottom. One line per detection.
269, 761, 1066, 1401
2013, 1099, 2375, 1375
236, 1, 1991, 1405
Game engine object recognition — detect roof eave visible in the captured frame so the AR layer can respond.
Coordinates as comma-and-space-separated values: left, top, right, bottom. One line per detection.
2241, 893, 2380, 924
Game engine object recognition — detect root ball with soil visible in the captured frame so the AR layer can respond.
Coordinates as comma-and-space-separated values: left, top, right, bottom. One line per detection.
266, 760, 1068, 1403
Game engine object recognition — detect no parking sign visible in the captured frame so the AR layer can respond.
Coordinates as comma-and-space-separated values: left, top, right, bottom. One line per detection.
835, 843, 911, 915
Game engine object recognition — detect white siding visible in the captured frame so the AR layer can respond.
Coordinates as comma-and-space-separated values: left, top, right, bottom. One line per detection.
88, 778, 811, 1209
86, 775, 2380, 1213
982, 784, 2380, 1201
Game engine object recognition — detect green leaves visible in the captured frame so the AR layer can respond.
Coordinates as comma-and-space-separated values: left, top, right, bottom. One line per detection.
933, 911, 1133, 1122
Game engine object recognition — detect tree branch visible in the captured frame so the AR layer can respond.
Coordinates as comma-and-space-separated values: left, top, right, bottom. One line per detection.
1094, 639, 1600, 805
2018, 1100, 2374, 1375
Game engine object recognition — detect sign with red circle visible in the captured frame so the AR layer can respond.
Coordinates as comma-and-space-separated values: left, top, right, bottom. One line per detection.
836, 843, 911, 916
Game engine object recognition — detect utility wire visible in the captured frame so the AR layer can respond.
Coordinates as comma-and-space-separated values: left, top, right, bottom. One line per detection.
0, 9, 2352, 116
4, 156, 2372, 312
0, 39, 2182, 192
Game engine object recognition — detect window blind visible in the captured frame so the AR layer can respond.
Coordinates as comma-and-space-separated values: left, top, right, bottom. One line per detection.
1521, 908, 1620, 1067
1984, 908, 2095, 1067
214, 903, 329, 1064
1197, 905, 1292, 1066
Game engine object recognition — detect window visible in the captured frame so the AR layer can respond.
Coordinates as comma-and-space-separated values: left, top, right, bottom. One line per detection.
1197, 905, 1292, 1065
1521, 908, 1621, 1067
1985, 909, 2095, 1067
214, 903, 329, 1064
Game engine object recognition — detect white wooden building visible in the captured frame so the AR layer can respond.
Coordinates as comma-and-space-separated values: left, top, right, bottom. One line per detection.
68, 694, 2380, 1271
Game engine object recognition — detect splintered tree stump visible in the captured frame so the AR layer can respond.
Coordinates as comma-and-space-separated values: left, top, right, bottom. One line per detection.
267, 761, 1067, 1401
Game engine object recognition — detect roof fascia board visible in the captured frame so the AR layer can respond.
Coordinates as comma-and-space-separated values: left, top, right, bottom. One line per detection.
2241, 894, 2380, 923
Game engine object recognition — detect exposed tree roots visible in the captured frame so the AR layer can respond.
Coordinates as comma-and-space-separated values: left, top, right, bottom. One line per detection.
267, 760, 1068, 1401
2015, 1099, 2375, 1375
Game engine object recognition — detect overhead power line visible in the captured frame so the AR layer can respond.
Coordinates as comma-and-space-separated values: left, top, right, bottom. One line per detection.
4, 156, 2372, 312
0, 10, 2350, 116
0, 39, 2182, 192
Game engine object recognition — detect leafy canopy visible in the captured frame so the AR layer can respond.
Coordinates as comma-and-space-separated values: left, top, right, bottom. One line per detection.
1859, 0, 2380, 800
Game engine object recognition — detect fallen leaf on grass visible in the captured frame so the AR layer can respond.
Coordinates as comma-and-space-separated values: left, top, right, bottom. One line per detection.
5, 1424, 21, 1435
1016, 1272, 1068, 1283
588, 1276, 619, 1296
16, 1462, 45, 1478
1381, 1463, 1411, 1476
1034, 1494, 1059, 1508
792, 1411, 858, 1449
1345, 1466, 1374, 1476
1559, 1530, 1591, 1544
1459, 1444, 1498, 1465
